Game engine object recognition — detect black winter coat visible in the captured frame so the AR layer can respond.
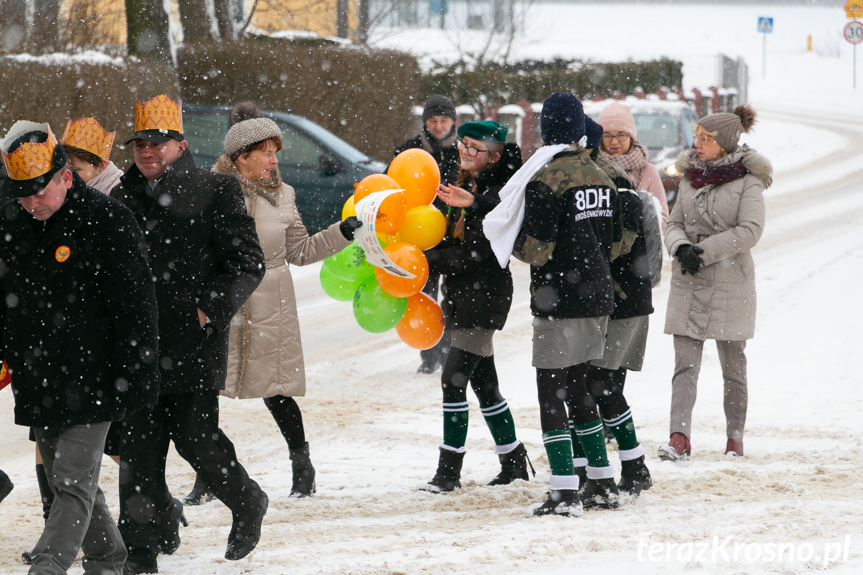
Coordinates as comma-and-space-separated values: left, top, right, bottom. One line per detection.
0, 175, 159, 427
110, 149, 264, 394
517, 147, 622, 319
425, 143, 523, 331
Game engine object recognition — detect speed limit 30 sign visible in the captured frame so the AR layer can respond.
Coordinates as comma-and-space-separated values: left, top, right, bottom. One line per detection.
845, 20, 863, 44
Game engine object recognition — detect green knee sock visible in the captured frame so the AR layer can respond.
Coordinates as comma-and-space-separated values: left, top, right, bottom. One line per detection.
442, 401, 469, 449
603, 408, 640, 452
568, 418, 588, 463
573, 419, 610, 469
542, 430, 575, 476
481, 400, 517, 446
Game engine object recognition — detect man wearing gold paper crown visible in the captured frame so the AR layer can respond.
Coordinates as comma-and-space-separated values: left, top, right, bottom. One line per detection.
61, 117, 123, 194
20, 117, 125, 567
110, 95, 267, 573
0, 120, 159, 575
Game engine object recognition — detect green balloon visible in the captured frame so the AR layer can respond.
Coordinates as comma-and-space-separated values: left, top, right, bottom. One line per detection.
320, 265, 360, 302
352, 276, 408, 333
323, 242, 374, 282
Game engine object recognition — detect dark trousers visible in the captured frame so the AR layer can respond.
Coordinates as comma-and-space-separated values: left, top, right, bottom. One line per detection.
119, 390, 262, 555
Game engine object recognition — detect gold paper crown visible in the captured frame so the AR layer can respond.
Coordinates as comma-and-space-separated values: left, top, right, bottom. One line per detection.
1, 121, 60, 181
134, 95, 183, 134
61, 118, 116, 162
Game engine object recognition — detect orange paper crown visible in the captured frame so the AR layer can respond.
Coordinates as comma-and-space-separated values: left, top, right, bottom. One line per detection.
61, 117, 116, 162
1, 121, 60, 181
134, 95, 183, 134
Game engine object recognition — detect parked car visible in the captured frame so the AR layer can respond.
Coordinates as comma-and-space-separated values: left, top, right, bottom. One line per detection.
182, 104, 387, 233
583, 98, 699, 209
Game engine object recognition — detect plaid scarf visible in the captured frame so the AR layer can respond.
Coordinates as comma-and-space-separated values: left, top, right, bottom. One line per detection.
686, 162, 748, 189
600, 140, 648, 188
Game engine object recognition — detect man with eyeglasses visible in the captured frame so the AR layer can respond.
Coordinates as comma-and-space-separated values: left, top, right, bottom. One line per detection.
393, 94, 461, 374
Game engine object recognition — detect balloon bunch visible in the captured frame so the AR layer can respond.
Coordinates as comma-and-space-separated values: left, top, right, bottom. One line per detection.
320, 149, 448, 350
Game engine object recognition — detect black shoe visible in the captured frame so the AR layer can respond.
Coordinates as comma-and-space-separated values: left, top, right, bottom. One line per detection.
488, 443, 534, 486
529, 490, 583, 517
21, 551, 33, 565
225, 491, 268, 561
157, 497, 187, 556
618, 455, 653, 496
417, 359, 440, 374
124, 550, 158, 574
0, 470, 13, 504
581, 477, 621, 510
182, 475, 215, 506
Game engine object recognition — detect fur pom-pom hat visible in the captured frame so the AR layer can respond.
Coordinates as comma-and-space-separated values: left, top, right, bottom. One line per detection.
698, 104, 757, 153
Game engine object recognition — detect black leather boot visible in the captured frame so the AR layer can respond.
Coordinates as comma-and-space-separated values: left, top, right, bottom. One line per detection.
488, 443, 534, 486
419, 447, 465, 493
157, 497, 188, 556
289, 442, 316, 498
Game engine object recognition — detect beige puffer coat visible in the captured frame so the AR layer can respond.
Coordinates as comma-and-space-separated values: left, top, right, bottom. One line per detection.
215, 156, 351, 399
664, 145, 772, 341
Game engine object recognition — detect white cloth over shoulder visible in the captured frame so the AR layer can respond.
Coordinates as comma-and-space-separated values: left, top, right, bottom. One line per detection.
483, 143, 569, 268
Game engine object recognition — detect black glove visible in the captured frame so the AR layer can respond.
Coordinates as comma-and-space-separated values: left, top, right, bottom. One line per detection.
676, 244, 704, 275
339, 216, 362, 240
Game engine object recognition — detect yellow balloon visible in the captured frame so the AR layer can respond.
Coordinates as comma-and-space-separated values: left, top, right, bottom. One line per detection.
398, 205, 447, 250
342, 195, 356, 219
377, 232, 398, 248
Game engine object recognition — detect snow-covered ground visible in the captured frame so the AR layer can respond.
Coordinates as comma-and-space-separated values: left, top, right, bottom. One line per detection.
2, 3, 863, 574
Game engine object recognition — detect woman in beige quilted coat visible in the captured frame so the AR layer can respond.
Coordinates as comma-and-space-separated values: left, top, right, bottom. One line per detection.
183, 102, 359, 503
659, 105, 771, 461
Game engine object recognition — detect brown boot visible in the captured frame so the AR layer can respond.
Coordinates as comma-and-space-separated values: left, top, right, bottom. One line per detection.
658, 432, 691, 461
725, 437, 744, 457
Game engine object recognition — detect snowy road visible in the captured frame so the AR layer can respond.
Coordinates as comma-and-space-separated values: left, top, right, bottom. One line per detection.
2, 90, 863, 575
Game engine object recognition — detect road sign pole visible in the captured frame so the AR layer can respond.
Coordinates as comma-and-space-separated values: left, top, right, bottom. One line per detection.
763, 33, 767, 79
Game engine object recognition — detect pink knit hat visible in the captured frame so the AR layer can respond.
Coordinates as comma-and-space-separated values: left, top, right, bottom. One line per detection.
597, 102, 637, 139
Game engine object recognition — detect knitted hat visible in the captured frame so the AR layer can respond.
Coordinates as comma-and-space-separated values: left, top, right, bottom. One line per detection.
1, 121, 68, 198
422, 95, 456, 122
697, 113, 742, 153
597, 102, 636, 139
584, 117, 603, 150
457, 120, 508, 143
224, 117, 282, 158
540, 93, 585, 145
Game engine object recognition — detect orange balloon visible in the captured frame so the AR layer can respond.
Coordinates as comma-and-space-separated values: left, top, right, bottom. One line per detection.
374, 242, 429, 298
398, 205, 447, 250
396, 293, 445, 350
354, 173, 400, 203
354, 174, 406, 235
387, 149, 440, 209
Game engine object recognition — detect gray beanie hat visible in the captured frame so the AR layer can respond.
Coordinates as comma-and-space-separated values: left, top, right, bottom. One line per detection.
698, 112, 743, 153
422, 95, 456, 122
224, 117, 282, 158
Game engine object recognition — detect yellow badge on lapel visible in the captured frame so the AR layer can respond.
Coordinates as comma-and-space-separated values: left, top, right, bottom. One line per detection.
55, 245, 71, 262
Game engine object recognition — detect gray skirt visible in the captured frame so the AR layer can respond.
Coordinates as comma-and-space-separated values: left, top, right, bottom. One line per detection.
590, 315, 649, 371
451, 327, 495, 358
532, 316, 608, 369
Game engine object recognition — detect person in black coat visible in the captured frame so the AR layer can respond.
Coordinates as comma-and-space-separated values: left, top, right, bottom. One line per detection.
109, 95, 267, 573
418, 120, 531, 493
393, 95, 461, 374
0, 120, 159, 575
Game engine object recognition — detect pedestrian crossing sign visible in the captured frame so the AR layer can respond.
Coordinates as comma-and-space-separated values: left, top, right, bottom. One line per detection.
758, 17, 774, 33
